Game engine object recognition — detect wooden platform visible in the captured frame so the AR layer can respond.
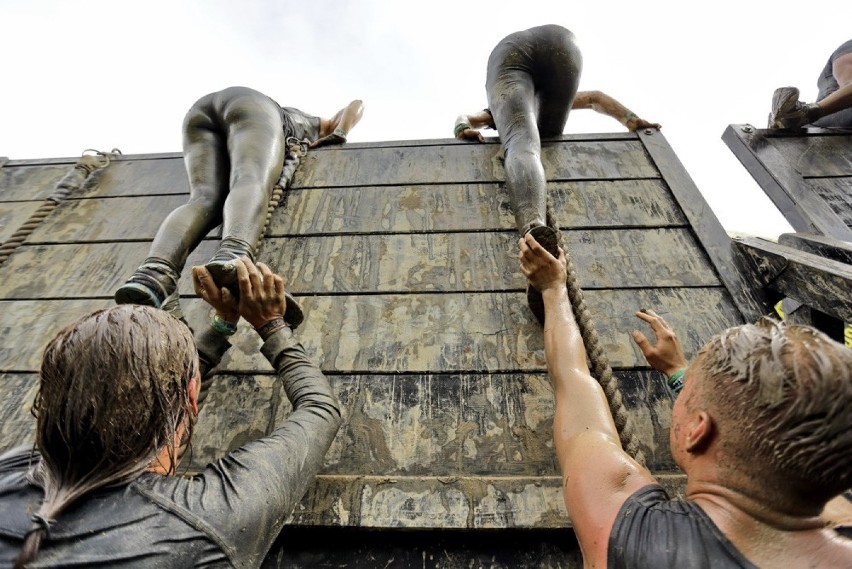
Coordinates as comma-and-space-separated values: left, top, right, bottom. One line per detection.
0, 131, 768, 566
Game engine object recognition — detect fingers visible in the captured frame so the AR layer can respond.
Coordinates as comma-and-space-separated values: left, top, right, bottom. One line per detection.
192, 266, 215, 302
631, 330, 651, 352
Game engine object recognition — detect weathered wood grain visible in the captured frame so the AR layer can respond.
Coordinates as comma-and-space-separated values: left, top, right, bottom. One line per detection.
0, 373, 37, 452
259, 228, 718, 293
0, 288, 741, 374
0, 228, 720, 298
779, 232, 852, 264
290, 473, 685, 528
25, 195, 219, 243
81, 158, 190, 198
0, 164, 72, 202
805, 178, 852, 227
187, 371, 675, 477
0, 241, 217, 299
292, 141, 659, 188
771, 134, 852, 177
271, 179, 685, 235
0, 202, 42, 243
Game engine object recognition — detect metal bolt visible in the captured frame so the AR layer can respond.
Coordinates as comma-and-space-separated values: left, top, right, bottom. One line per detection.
643, 128, 654, 135
741, 125, 753, 133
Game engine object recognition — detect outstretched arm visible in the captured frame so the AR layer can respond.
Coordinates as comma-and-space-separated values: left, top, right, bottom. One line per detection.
519, 234, 656, 565
814, 52, 852, 118
311, 99, 365, 148
454, 110, 495, 142
573, 90, 661, 131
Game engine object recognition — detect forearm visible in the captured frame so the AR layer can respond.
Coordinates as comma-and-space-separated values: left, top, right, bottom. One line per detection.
261, 327, 342, 423
816, 82, 852, 117
574, 90, 636, 126
543, 286, 620, 443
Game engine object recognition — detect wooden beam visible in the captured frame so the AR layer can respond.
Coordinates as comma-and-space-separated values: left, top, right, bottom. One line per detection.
722, 125, 852, 240
639, 129, 771, 322
778, 232, 852, 264
733, 236, 852, 321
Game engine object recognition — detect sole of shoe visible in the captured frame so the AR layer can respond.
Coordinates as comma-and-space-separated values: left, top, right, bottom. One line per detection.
114, 282, 162, 308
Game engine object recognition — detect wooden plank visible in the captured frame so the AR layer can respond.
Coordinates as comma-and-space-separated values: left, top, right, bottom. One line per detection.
292, 141, 659, 188
25, 195, 219, 243
0, 201, 42, 243
260, 229, 718, 293
778, 232, 852, 264
805, 178, 852, 227
272, 179, 686, 235
770, 133, 852, 177
0, 241, 218, 300
734, 237, 852, 321
722, 125, 852, 240
0, 164, 73, 202
0, 289, 741, 373
187, 371, 676, 476
290, 472, 686, 528
80, 157, 190, 198
0, 373, 37, 453
646, 128, 771, 321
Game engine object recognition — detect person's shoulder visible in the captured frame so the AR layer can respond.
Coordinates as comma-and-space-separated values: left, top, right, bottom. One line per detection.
831, 39, 852, 58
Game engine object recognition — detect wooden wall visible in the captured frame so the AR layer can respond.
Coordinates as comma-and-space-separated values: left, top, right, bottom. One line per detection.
0, 132, 751, 563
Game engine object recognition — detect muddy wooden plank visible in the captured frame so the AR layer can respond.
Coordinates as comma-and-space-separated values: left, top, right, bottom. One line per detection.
292, 141, 659, 188
734, 237, 852, 321
770, 134, 852, 177
259, 228, 718, 293
0, 288, 740, 373
0, 373, 38, 453
723, 126, 852, 240
779, 232, 852, 264
0, 241, 217, 299
805, 178, 852, 227
0, 201, 42, 244
290, 473, 685, 528
25, 195, 220, 243
271, 179, 685, 235
0, 164, 75, 202
188, 370, 675, 476
79, 157, 190, 198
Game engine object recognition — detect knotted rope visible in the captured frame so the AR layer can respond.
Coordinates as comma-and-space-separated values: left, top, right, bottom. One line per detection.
0, 148, 120, 267
545, 198, 646, 465
255, 137, 308, 251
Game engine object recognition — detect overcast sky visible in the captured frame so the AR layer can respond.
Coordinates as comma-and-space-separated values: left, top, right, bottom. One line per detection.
2, 0, 848, 238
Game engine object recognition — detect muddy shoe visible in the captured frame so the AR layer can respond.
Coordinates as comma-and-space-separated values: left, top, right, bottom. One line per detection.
283, 291, 304, 330
768, 86, 819, 129
527, 225, 560, 258
205, 257, 241, 296
114, 261, 179, 308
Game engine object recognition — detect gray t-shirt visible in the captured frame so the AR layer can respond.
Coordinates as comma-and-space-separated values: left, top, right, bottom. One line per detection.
813, 39, 852, 128
607, 485, 757, 569
280, 106, 321, 142
0, 327, 341, 568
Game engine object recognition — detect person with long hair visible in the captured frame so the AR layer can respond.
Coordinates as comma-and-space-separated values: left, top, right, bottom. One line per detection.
0, 258, 342, 567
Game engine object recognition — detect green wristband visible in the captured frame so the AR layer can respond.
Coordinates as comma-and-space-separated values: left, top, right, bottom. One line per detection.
454, 123, 471, 137
667, 368, 685, 394
210, 314, 238, 336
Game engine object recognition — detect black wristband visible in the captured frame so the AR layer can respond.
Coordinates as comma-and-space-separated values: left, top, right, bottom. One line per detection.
256, 317, 287, 340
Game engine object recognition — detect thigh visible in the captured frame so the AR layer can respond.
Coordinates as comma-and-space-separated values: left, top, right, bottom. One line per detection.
218, 92, 286, 189
182, 94, 230, 206
531, 29, 582, 137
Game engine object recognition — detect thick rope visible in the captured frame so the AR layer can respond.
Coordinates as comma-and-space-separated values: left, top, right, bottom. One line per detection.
254, 137, 307, 252
545, 198, 646, 465
0, 149, 120, 267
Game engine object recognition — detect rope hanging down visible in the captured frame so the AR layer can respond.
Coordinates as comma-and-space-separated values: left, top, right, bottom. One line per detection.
254, 137, 308, 252
0, 149, 121, 267
545, 199, 646, 465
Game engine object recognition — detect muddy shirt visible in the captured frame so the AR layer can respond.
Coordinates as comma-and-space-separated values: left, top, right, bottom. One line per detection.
813, 39, 852, 128
0, 327, 342, 568
279, 106, 321, 142
607, 485, 757, 569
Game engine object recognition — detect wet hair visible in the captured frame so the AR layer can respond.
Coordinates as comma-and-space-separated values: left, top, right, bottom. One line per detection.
696, 318, 852, 504
15, 304, 198, 568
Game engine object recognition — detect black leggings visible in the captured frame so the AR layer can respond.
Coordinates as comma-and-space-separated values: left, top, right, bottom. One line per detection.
486, 25, 582, 234
147, 86, 286, 269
